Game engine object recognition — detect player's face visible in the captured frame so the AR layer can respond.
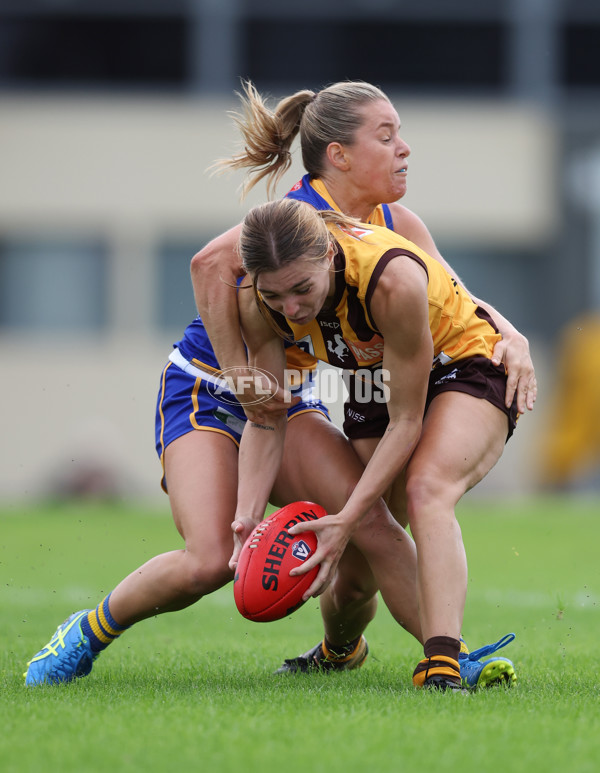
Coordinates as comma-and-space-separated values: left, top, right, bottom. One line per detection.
256, 253, 333, 326
343, 99, 410, 204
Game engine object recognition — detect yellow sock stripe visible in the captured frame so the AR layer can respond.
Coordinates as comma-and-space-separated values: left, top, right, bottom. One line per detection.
412, 656, 460, 687
428, 655, 459, 671
413, 665, 461, 687
97, 600, 125, 638
86, 610, 115, 645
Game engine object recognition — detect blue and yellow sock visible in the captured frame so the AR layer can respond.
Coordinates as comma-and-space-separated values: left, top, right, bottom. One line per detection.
81, 594, 129, 653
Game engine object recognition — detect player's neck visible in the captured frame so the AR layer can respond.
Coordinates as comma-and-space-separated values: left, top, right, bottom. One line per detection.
318, 175, 377, 223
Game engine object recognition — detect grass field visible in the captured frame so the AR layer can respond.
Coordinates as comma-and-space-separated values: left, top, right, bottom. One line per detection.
1, 496, 599, 773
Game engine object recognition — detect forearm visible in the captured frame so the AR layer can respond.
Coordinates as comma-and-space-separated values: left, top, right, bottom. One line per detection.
235, 419, 287, 524
198, 281, 248, 370
340, 417, 421, 526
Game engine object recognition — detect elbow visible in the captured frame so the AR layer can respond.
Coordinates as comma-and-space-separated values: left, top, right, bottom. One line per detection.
190, 245, 216, 283
191, 225, 243, 285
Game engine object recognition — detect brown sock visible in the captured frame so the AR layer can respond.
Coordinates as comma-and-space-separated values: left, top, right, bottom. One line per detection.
424, 635, 461, 663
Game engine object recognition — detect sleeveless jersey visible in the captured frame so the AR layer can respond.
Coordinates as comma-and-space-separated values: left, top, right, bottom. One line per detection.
286, 174, 394, 230
267, 220, 501, 372
284, 175, 393, 373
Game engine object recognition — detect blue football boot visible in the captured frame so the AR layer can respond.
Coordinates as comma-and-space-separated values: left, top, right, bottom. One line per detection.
24, 610, 97, 686
459, 633, 517, 689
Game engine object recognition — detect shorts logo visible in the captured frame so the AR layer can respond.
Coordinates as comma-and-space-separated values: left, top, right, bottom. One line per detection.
291, 540, 312, 561
346, 407, 366, 422
435, 368, 458, 385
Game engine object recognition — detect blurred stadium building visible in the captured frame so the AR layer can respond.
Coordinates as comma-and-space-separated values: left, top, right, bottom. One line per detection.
1, 0, 599, 499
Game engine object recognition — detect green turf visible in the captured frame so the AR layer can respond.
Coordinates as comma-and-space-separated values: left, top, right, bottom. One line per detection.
1, 496, 599, 773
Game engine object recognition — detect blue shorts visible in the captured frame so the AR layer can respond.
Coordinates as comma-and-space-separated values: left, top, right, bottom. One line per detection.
155, 349, 330, 491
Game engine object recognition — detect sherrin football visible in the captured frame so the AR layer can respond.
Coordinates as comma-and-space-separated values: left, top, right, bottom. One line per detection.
234, 501, 326, 622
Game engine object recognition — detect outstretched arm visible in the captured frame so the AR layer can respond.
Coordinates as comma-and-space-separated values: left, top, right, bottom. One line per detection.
228, 289, 289, 569
389, 203, 537, 414
289, 256, 432, 598
333, 256, 431, 517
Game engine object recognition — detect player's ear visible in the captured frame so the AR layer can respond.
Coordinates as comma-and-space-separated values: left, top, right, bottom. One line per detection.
327, 142, 350, 171
326, 241, 336, 266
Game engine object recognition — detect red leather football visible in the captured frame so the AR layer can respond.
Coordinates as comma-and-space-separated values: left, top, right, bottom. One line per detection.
234, 501, 326, 622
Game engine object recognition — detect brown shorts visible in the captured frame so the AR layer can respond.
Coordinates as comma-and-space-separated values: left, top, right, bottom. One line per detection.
342, 356, 519, 441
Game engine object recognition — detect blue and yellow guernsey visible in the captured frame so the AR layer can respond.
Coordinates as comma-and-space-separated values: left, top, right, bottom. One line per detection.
286, 174, 394, 230
265, 220, 501, 372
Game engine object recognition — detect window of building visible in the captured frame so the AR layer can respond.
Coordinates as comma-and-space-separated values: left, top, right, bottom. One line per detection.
563, 23, 600, 88
0, 237, 107, 331
242, 19, 507, 94
155, 240, 205, 331
0, 13, 186, 89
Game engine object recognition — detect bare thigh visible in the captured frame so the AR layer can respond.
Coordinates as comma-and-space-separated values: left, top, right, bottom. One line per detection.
164, 429, 239, 572
351, 436, 408, 527
272, 412, 378, 597
405, 391, 509, 514
272, 412, 368, 514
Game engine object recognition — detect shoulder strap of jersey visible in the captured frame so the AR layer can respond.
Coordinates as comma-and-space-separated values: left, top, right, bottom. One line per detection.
288, 174, 395, 232
286, 174, 334, 211
381, 203, 393, 230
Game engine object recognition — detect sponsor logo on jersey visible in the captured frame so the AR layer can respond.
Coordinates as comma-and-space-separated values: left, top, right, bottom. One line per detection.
347, 337, 385, 362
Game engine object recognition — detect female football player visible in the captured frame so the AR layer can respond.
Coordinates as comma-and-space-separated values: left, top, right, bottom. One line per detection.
192, 79, 528, 681
232, 197, 521, 690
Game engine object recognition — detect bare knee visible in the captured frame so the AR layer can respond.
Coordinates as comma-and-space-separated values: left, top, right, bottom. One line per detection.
179, 550, 233, 599
384, 486, 408, 528
327, 561, 378, 613
404, 468, 462, 535
406, 468, 440, 505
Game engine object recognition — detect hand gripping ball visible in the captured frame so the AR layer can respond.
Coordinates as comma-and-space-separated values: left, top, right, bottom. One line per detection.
233, 501, 326, 622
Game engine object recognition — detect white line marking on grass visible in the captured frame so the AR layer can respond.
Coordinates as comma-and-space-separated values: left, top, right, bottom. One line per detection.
472, 588, 599, 610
